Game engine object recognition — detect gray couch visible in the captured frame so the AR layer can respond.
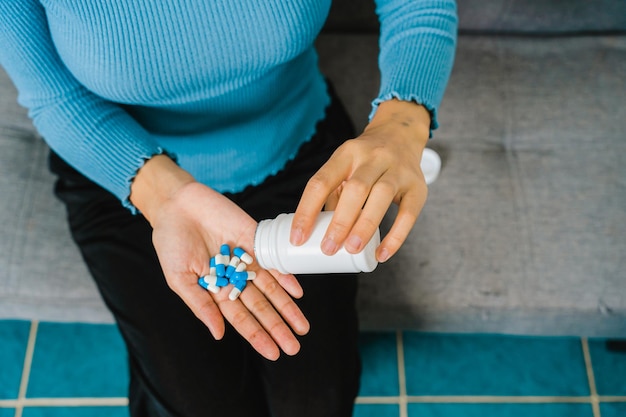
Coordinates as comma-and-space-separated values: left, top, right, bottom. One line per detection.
2, 0, 625, 337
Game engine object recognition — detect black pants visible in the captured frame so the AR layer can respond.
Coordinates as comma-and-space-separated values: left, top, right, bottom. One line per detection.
49, 87, 361, 417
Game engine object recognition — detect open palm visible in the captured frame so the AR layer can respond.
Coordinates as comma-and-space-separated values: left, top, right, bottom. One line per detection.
150, 181, 309, 360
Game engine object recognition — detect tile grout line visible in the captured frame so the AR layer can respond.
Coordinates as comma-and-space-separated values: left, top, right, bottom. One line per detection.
5, 395, 625, 408
0, 398, 129, 408
357, 395, 626, 404
582, 337, 601, 417
396, 330, 408, 417
355, 396, 401, 405
406, 395, 594, 403
598, 396, 626, 403
14, 320, 38, 417
3, 398, 129, 407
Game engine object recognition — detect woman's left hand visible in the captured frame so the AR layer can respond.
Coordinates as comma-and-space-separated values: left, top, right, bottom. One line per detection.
290, 99, 431, 263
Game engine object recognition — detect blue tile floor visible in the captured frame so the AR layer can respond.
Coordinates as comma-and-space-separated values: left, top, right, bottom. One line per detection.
1, 320, 625, 417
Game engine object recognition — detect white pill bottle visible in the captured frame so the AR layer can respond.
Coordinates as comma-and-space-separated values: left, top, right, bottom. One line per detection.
254, 211, 380, 274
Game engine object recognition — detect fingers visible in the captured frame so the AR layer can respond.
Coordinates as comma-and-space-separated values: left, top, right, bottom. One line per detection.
175, 266, 308, 361
213, 270, 307, 360
241, 277, 307, 346
319, 164, 384, 255
258, 271, 310, 335
291, 151, 352, 246
323, 184, 342, 211
377, 188, 426, 262
341, 175, 396, 254
269, 269, 304, 299
292, 135, 427, 264
213, 287, 284, 360
169, 277, 226, 340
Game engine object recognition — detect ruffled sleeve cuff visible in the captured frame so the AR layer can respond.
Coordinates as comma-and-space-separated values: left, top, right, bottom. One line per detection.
370, 0, 458, 136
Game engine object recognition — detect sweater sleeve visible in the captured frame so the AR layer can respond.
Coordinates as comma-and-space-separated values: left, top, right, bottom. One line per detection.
0, 0, 168, 211
371, 0, 458, 132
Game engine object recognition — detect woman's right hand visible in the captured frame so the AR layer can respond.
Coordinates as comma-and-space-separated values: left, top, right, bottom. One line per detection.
130, 155, 310, 361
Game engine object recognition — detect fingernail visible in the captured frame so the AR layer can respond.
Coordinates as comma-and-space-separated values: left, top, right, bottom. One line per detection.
346, 235, 362, 252
321, 237, 338, 255
290, 227, 303, 246
378, 247, 390, 263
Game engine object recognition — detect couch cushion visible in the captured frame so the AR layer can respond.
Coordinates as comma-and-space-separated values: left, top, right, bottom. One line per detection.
317, 33, 626, 336
1, 32, 625, 336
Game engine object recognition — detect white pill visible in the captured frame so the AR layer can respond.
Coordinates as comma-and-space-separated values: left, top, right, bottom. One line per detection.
229, 287, 242, 301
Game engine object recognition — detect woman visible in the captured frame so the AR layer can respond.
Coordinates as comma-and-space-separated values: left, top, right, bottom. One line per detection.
0, 1, 457, 415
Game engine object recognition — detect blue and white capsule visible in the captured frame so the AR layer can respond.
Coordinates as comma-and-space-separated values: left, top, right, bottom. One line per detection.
233, 247, 253, 265
232, 270, 256, 282
209, 257, 217, 276
225, 256, 242, 279
199, 258, 230, 293
205, 274, 229, 288
198, 276, 219, 294
234, 262, 247, 274
215, 244, 231, 277
228, 270, 256, 300
228, 288, 242, 300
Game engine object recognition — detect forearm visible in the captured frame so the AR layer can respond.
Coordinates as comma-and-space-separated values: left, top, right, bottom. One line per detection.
1, 0, 166, 208
373, 0, 458, 131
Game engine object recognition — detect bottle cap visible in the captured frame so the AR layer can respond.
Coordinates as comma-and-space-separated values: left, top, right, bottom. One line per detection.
421, 148, 442, 185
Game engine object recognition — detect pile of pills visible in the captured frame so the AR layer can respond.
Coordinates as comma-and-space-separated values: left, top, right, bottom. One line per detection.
198, 244, 256, 300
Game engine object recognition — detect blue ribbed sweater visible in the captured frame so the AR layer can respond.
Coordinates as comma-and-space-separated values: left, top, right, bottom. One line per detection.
0, 0, 457, 209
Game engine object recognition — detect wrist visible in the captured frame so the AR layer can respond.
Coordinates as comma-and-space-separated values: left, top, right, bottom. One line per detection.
365, 99, 431, 145
130, 154, 195, 224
